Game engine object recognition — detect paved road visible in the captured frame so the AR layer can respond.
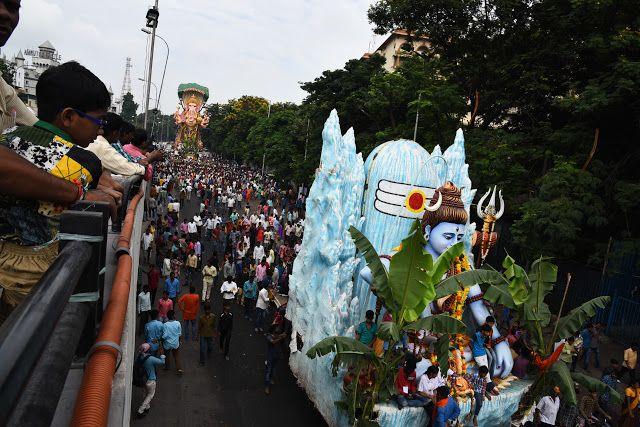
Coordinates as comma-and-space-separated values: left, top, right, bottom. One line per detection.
131, 193, 326, 427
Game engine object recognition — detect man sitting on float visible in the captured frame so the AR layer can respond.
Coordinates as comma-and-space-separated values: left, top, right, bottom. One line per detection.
361, 181, 513, 379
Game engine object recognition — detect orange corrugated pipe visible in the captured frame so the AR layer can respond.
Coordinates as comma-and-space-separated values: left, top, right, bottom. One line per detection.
71, 191, 143, 427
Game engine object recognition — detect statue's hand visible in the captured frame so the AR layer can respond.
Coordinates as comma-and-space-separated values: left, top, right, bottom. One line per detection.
492, 340, 514, 378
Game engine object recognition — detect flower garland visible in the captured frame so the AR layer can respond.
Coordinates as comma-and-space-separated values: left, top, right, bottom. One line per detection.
447, 254, 472, 374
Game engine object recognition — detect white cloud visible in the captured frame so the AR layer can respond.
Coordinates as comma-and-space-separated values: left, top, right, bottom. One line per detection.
3, 0, 385, 115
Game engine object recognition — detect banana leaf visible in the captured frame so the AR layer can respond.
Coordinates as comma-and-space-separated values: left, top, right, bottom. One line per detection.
306, 336, 376, 360
403, 314, 467, 335
428, 242, 465, 284
434, 269, 504, 299
502, 255, 530, 305
571, 372, 623, 404
548, 361, 577, 405
349, 226, 396, 312
483, 284, 517, 309
523, 257, 557, 328
434, 334, 452, 377
388, 221, 433, 322
306, 336, 379, 376
377, 321, 401, 343
553, 296, 610, 343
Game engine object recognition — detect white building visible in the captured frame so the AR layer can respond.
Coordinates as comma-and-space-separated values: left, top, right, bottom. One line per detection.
362, 29, 431, 72
12, 41, 61, 112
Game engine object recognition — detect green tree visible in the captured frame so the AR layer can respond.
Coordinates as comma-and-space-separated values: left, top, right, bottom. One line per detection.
120, 92, 138, 124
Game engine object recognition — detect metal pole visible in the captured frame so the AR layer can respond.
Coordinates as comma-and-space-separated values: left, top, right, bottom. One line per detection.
143, 0, 159, 130
261, 101, 271, 175
413, 92, 421, 142
155, 35, 169, 112
304, 117, 310, 161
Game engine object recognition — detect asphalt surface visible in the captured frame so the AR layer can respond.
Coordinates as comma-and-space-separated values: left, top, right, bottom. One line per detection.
130, 193, 326, 427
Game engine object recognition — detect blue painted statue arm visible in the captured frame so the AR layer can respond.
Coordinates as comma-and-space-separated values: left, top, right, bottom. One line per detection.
467, 284, 513, 377
359, 257, 391, 287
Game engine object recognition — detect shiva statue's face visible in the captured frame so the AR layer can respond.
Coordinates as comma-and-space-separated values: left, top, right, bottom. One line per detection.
425, 222, 465, 258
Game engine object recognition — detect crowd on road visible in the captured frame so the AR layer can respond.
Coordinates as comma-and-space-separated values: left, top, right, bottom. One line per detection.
134, 150, 307, 417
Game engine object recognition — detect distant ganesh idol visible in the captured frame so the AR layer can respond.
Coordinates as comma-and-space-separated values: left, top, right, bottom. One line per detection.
174, 83, 210, 154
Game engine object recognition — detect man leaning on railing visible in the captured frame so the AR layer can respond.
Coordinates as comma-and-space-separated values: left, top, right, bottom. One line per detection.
0, 61, 122, 323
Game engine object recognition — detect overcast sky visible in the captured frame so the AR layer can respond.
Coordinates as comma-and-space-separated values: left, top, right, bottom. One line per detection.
3, 0, 384, 114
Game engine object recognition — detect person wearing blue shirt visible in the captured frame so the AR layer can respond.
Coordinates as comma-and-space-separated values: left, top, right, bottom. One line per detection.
161, 310, 183, 374
144, 309, 164, 353
243, 276, 258, 320
433, 386, 460, 427
165, 272, 180, 305
355, 310, 378, 346
472, 324, 493, 382
136, 342, 165, 417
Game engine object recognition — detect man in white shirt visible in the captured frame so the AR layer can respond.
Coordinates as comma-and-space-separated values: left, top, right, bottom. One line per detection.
536, 387, 561, 426
253, 242, 265, 264
205, 216, 215, 240
417, 365, 445, 400
86, 113, 147, 177
193, 214, 202, 235
137, 285, 152, 333
142, 226, 154, 262
186, 184, 192, 200
201, 260, 217, 302
187, 218, 198, 241
220, 276, 238, 301
254, 285, 270, 332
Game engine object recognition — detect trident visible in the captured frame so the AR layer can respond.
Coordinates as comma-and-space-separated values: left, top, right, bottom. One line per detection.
474, 186, 504, 267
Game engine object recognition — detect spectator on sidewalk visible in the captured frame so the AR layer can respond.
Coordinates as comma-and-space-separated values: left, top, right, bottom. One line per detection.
255, 284, 270, 333
198, 303, 217, 366
165, 272, 180, 306
157, 291, 173, 323
135, 343, 165, 417
147, 264, 161, 306
161, 310, 183, 375
536, 386, 561, 427
264, 323, 287, 395
138, 285, 152, 335
178, 286, 200, 341
623, 344, 638, 384
243, 275, 258, 320
582, 323, 601, 370
201, 259, 217, 302
218, 303, 233, 360
220, 275, 238, 302
144, 309, 163, 354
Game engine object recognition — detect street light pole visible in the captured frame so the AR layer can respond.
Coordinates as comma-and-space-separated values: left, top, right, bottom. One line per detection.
413, 92, 422, 142
141, 28, 169, 112
143, 0, 159, 130
261, 101, 271, 176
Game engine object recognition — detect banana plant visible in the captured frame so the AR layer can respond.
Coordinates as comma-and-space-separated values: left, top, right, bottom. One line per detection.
305, 220, 468, 425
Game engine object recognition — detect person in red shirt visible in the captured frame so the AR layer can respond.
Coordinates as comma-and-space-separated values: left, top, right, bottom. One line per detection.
395, 356, 428, 410
147, 264, 161, 305
158, 291, 173, 322
178, 286, 200, 341
256, 225, 264, 244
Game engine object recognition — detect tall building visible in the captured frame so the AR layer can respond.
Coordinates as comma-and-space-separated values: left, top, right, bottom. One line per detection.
11, 41, 62, 112
362, 29, 431, 72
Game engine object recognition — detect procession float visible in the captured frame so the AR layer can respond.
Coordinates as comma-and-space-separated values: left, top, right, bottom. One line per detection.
173, 83, 210, 155
286, 111, 615, 426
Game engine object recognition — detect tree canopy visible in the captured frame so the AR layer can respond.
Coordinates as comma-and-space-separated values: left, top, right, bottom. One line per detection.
203, 0, 640, 266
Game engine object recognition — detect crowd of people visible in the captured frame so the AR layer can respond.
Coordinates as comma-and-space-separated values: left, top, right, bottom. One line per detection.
351, 306, 640, 426
134, 150, 307, 416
